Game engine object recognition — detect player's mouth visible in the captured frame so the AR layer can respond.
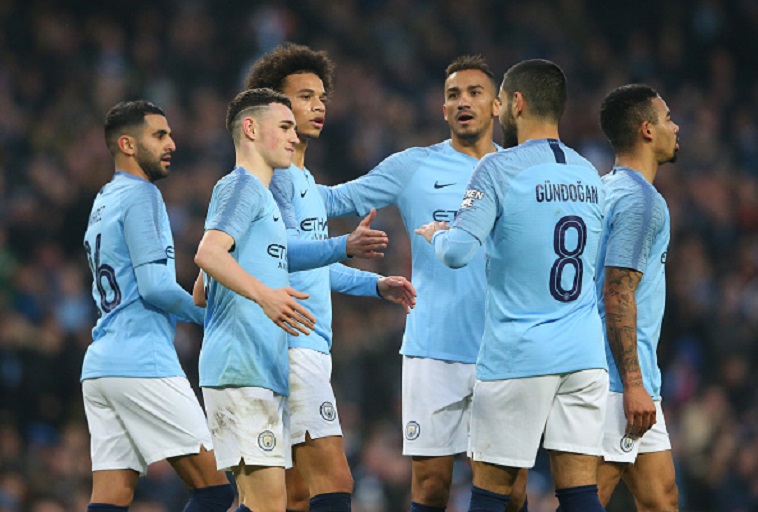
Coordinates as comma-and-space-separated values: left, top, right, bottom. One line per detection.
457, 112, 475, 125
310, 117, 325, 129
161, 154, 172, 166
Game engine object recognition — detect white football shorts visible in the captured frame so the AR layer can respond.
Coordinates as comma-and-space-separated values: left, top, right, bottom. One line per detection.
202, 386, 291, 470
469, 369, 609, 468
82, 376, 213, 475
602, 392, 671, 463
288, 348, 342, 445
402, 355, 476, 457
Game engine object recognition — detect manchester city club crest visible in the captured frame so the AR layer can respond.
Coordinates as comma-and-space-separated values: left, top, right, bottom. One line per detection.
405, 421, 421, 440
620, 435, 636, 453
258, 430, 276, 451
320, 401, 336, 421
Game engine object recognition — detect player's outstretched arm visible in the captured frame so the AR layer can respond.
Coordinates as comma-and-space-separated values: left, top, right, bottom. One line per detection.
345, 208, 388, 259
377, 276, 417, 314
195, 229, 316, 336
604, 266, 656, 438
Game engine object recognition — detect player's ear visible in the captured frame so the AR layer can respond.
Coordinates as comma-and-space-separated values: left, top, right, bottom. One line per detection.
118, 135, 136, 156
640, 120, 654, 142
442, 103, 449, 122
491, 95, 502, 117
512, 92, 525, 117
243, 116, 257, 141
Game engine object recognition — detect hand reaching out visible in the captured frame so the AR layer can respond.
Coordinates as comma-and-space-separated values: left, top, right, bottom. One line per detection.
377, 276, 417, 314
346, 209, 388, 259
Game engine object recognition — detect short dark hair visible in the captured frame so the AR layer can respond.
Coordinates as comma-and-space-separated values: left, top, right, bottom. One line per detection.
226, 88, 292, 141
103, 100, 165, 155
600, 84, 660, 154
244, 42, 334, 95
501, 59, 567, 122
445, 54, 496, 85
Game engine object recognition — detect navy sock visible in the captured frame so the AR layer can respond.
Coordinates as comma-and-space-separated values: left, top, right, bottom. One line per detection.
555, 485, 604, 512
183, 483, 235, 512
87, 505, 129, 512
520, 495, 529, 512
234, 505, 252, 512
468, 486, 509, 512
410, 502, 446, 512
309, 492, 351, 512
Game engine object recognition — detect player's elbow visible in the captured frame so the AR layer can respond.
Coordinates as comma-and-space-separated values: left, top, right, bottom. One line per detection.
439, 251, 469, 269
194, 244, 213, 272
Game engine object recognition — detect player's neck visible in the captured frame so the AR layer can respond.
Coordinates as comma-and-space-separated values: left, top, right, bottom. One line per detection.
236, 149, 274, 187
292, 139, 308, 169
450, 134, 497, 160
615, 154, 658, 184
517, 118, 560, 144
114, 158, 151, 183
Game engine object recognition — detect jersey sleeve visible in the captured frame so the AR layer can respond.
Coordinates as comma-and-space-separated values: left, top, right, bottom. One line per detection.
605, 189, 665, 273
270, 170, 298, 231
432, 228, 482, 269
205, 174, 265, 243
451, 155, 503, 244
320, 148, 427, 218
329, 263, 381, 297
123, 185, 170, 268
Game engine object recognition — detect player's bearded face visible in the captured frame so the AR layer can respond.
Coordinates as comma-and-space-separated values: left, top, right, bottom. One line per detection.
135, 141, 170, 182
500, 97, 519, 149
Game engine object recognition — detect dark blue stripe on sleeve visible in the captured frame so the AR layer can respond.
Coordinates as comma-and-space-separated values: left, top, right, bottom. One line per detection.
548, 139, 566, 164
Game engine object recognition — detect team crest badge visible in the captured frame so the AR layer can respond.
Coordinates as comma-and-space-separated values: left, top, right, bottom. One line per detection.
258, 430, 276, 451
405, 421, 421, 440
620, 435, 635, 453
320, 401, 336, 421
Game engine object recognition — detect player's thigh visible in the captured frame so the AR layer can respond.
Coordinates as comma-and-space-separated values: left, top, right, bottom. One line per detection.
402, 356, 476, 457
469, 376, 559, 468
285, 464, 310, 512
233, 464, 286, 512
597, 459, 627, 506
82, 379, 146, 475
90, 469, 140, 506
549, 451, 602, 489
203, 386, 290, 471
288, 348, 342, 446
168, 445, 229, 488
292, 434, 352, 493
410, 455, 455, 503
623, 450, 678, 511
471, 460, 521, 495
544, 369, 608, 458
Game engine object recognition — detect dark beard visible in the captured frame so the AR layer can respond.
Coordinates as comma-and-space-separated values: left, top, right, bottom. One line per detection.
501, 123, 519, 149
136, 147, 168, 183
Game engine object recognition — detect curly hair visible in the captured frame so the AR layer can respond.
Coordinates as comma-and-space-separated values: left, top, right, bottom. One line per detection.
244, 42, 335, 95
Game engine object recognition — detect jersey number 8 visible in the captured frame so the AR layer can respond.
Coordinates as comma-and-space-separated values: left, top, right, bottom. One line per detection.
549, 216, 587, 303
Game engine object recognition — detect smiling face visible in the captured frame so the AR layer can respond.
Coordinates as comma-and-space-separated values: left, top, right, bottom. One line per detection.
133, 114, 175, 182
254, 102, 300, 169
281, 72, 327, 141
443, 68, 499, 144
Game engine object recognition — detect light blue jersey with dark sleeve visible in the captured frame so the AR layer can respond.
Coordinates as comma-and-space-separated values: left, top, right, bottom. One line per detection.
436, 139, 608, 380
199, 167, 290, 394
81, 172, 184, 380
595, 166, 669, 399
270, 164, 380, 354
319, 141, 492, 363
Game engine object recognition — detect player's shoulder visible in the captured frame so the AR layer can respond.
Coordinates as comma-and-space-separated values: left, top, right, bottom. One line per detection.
214, 167, 265, 196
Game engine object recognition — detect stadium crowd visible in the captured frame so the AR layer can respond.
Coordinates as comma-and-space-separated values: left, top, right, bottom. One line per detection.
1, 0, 758, 510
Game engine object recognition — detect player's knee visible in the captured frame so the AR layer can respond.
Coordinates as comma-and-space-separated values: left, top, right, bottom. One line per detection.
637, 481, 679, 512
415, 473, 451, 504
286, 494, 310, 512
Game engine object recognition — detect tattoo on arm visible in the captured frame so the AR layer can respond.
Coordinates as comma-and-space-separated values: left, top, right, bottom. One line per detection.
604, 266, 643, 388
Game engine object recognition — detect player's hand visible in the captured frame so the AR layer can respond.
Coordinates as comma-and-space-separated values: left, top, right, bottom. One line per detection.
258, 286, 316, 336
346, 208, 388, 259
623, 385, 656, 439
414, 221, 450, 243
377, 276, 417, 314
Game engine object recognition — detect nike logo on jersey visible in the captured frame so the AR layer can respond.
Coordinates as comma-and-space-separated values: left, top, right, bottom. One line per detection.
300, 189, 308, 198
434, 181, 456, 189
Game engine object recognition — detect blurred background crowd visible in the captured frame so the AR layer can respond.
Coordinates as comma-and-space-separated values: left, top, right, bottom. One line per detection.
1, 0, 757, 510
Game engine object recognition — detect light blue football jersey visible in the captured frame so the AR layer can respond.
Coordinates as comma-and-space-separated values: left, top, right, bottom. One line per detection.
199, 167, 290, 394
596, 167, 670, 399
445, 138, 608, 380
271, 164, 380, 354
81, 172, 183, 380
320, 140, 493, 363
